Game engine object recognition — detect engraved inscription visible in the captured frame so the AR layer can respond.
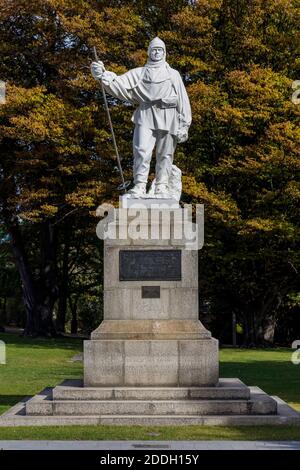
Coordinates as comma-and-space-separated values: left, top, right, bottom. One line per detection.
119, 250, 181, 281
142, 286, 161, 298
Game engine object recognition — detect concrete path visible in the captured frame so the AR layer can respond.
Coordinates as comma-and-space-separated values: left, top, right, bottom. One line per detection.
0, 440, 300, 450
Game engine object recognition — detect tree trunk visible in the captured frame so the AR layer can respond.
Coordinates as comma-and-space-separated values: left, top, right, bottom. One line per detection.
4, 212, 57, 337
36, 221, 58, 336
6, 216, 39, 335
56, 230, 71, 333
56, 286, 68, 333
243, 310, 256, 346
261, 316, 277, 344
0, 297, 6, 329
69, 296, 78, 335
232, 312, 237, 347
255, 289, 285, 345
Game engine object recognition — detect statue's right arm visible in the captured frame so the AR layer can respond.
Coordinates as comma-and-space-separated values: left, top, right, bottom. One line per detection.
91, 61, 139, 104
102, 72, 135, 103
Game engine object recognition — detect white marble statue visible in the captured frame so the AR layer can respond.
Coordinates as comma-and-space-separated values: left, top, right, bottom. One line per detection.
91, 37, 192, 197
148, 164, 182, 201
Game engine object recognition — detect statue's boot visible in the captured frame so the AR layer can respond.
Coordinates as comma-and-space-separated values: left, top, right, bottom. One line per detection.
128, 182, 147, 196
155, 183, 170, 197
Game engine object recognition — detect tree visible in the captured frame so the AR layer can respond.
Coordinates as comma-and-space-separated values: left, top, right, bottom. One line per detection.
0, 0, 299, 342
175, 0, 300, 343
0, 0, 142, 334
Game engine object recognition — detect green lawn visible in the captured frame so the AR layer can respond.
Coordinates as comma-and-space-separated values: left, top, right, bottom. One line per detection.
0, 332, 300, 440
0, 333, 83, 416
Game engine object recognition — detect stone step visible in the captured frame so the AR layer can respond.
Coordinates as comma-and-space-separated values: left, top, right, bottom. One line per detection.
26, 396, 277, 417
53, 387, 251, 401
2, 413, 300, 427
4, 390, 300, 427
53, 378, 250, 401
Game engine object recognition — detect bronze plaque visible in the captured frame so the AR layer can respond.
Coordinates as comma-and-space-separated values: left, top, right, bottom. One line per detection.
119, 250, 181, 281
142, 286, 161, 298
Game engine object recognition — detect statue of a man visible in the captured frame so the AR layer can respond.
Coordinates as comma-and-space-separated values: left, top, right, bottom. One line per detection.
91, 37, 192, 197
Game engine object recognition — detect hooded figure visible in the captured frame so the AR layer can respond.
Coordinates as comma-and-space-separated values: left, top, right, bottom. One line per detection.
91, 37, 192, 196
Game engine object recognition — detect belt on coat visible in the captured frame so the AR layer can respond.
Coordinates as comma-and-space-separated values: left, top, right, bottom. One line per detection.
139, 97, 178, 110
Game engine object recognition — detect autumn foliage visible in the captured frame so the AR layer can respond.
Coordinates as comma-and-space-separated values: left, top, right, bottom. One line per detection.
0, 0, 299, 342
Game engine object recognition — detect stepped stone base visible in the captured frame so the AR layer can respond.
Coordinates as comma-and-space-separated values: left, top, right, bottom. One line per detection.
1, 378, 300, 426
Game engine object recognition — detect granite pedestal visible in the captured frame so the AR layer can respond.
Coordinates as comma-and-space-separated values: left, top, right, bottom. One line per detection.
85, 203, 218, 387
2, 199, 300, 426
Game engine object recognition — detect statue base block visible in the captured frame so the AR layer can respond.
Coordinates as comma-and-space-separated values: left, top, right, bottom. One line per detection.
84, 338, 218, 388
84, 319, 218, 387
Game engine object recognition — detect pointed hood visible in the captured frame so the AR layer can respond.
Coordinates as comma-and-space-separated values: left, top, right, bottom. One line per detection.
142, 36, 170, 87
120, 36, 172, 101
147, 37, 166, 57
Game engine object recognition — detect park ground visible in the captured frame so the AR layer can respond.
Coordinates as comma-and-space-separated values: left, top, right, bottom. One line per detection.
0, 332, 299, 440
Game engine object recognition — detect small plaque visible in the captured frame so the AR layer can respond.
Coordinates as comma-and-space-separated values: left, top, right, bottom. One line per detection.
142, 286, 161, 299
119, 249, 181, 281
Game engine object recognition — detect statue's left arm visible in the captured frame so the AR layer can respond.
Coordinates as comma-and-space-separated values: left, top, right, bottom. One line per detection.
175, 72, 192, 142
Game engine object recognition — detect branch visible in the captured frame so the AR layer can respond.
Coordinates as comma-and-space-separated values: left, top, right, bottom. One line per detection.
53, 208, 79, 226
288, 261, 298, 274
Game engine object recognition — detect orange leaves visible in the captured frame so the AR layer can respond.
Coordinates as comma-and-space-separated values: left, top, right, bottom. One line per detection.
171, 7, 216, 38
0, 84, 46, 115
226, 67, 289, 108
57, 4, 143, 59
283, 181, 300, 202
65, 181, 107, 208
213, 104, 253, 137
6, 115, 49, 141
0, 85, 68, 143
182, 176, 240, 222
40, 204, 58, 216
19, 188, 50, 202
99, 7, 143, 40
243, 218, 279, 233
128, 49, 147, 68
14, 188, 53, 220
188, 81, 226, 124
65, 192, 94, 208
239, 217, 296, 239
0, 0, 299, 233
266, 122, 300, 155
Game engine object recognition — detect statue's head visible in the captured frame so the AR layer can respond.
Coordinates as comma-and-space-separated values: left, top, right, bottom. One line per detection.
148, 37, 166, 62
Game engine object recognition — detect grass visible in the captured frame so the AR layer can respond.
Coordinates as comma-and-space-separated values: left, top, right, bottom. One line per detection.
0, 333, 82, 416
219, 347, 300, 412
0, 332, 299, 440
1, 425, 300, 441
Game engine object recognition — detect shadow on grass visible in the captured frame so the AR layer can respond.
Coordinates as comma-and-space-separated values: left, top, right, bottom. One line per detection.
0, 333, 83, 351
0, 395, 29, 407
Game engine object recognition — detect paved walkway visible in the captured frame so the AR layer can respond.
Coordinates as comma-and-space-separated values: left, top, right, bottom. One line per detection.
0, 440, 300, 450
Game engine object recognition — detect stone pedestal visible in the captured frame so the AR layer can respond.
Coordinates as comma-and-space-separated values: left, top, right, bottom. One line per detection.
3, 199, 300, 426
84, 203, 219, 387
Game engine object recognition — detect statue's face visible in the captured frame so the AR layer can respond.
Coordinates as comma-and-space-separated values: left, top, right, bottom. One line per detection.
150, 47, 164, 62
